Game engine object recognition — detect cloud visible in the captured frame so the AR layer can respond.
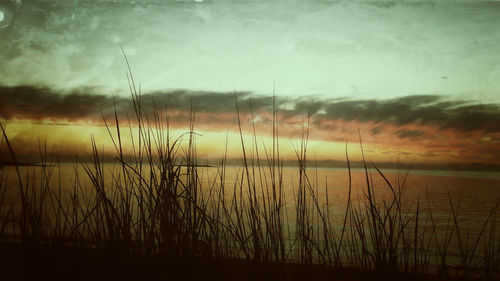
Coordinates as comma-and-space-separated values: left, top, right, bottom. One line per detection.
2, 85, 500, 137
370, 125, 383, 135
0, 86, 86, 119
0, 86, 267, 121
0, 86, 124, 121
321, 95, 500, 133
396, 129, 425, 139
140, 89, 276, 114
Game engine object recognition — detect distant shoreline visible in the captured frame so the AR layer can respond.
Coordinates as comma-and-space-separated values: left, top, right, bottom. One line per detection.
3, 157, 499, 175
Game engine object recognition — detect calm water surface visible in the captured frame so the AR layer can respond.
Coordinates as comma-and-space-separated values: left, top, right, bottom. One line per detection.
2, 163, 500, 257
3, 164, 500, 220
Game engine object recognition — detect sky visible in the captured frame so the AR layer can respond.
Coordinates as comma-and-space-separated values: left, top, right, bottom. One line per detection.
1, 0, 500, 169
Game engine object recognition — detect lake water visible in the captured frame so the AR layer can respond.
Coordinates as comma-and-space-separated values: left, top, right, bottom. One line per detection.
1, 163, 500, 267
2, 163, 500, 229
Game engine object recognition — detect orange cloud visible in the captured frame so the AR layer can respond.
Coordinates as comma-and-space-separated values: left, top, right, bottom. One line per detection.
1, 86, 500, 168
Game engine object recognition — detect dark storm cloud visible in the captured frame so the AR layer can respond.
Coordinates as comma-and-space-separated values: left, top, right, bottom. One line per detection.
141, 90, 276, 113
0, 86, 122, 120
323, 95, 443, 124
0, 86, 273, 121
292, 99, 325, 116
371, 125, 383, 135
396, 129, 425, 139
2, 85, 500, 135
322, 95, 500, 133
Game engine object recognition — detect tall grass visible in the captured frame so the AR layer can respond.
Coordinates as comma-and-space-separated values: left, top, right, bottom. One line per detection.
1, 74, 500, 279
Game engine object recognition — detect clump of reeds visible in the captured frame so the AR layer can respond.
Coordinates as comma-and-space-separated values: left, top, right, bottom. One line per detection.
1, 60, 500, 280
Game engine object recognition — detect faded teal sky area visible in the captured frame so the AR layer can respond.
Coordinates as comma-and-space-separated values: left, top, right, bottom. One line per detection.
1, 0, 500, 102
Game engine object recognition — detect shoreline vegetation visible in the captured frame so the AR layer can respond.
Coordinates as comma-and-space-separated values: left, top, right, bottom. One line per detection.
1, 68, 500, 280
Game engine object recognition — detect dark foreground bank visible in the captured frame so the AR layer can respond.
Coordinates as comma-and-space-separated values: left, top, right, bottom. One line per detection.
0, 242, 494, 281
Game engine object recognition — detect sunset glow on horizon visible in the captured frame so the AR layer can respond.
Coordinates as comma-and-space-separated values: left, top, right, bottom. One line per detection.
1, 0, 499, 170
2, 90, 498, 168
